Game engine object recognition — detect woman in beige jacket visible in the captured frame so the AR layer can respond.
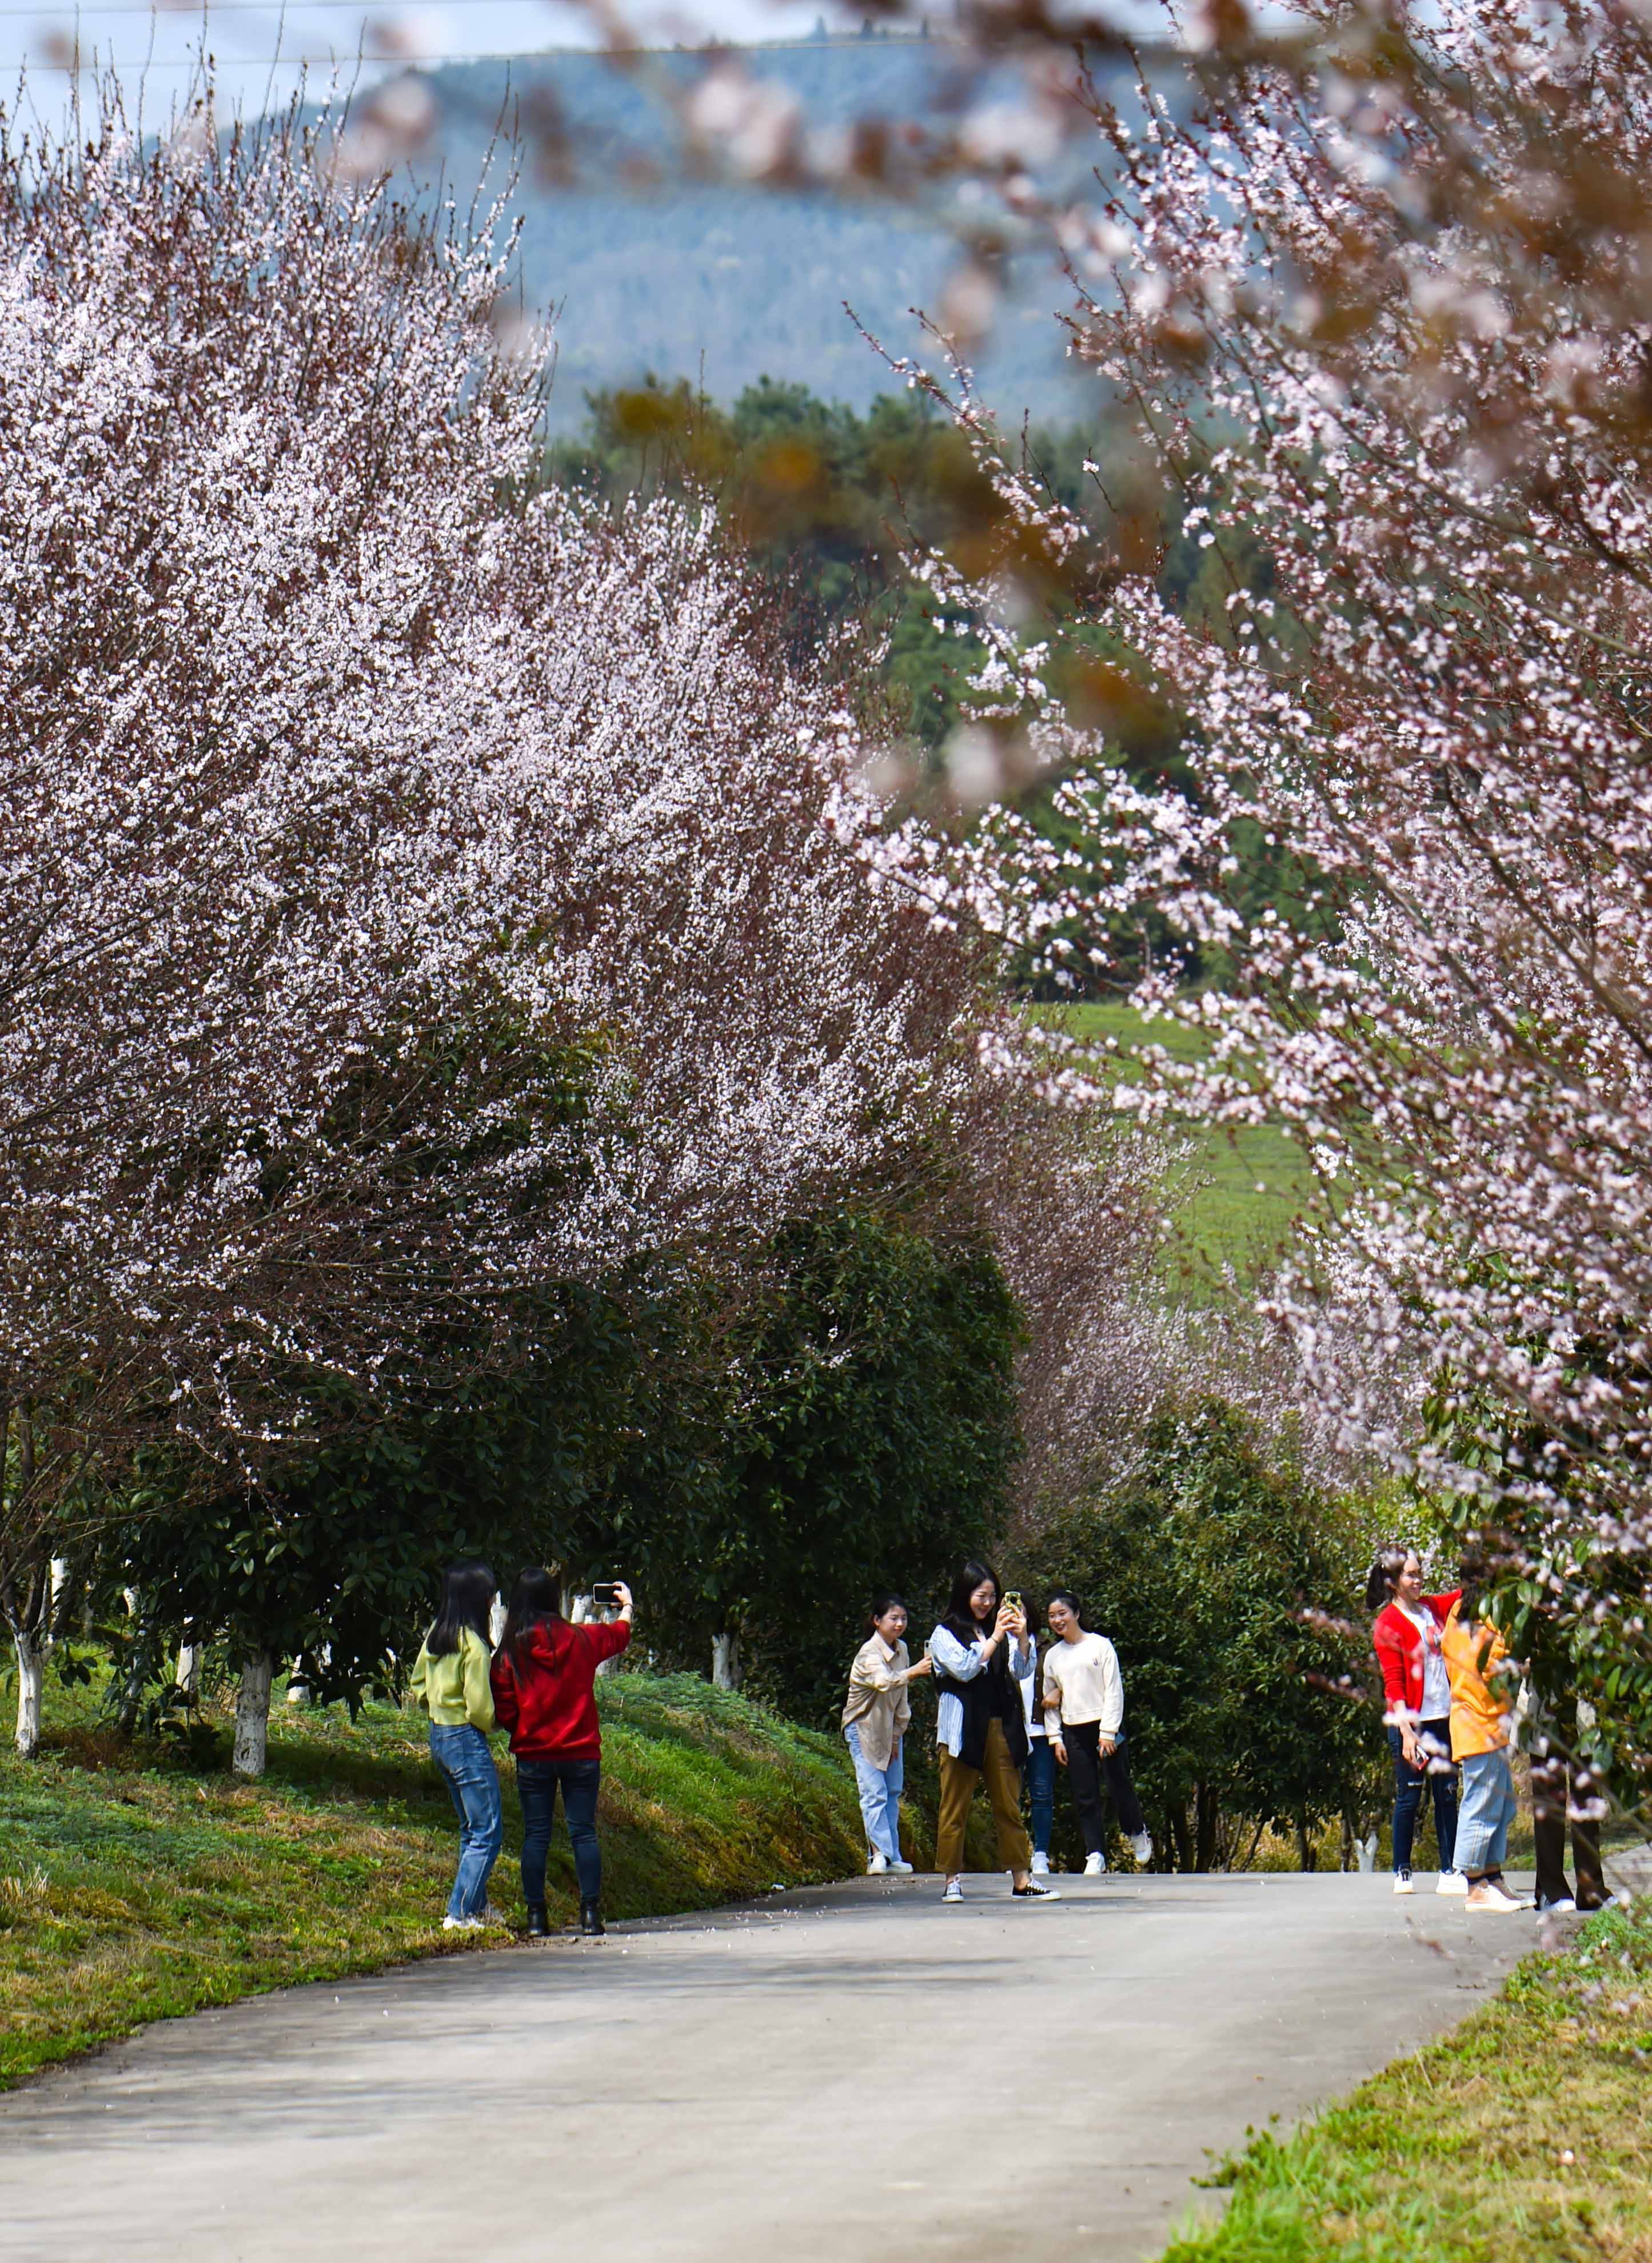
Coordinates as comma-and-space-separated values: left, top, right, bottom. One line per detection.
841, 1593, 932, 1873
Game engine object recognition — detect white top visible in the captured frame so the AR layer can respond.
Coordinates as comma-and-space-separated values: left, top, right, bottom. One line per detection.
1016, 1639, 1048, 1740
1396, 1600, 1451, 1719
927, 1624, 1034, 1758
1042, 1631, 1124, 1739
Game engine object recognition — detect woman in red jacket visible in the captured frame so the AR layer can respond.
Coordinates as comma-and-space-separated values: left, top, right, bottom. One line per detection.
1368, 1545, 1464, 1897
491, 1568, 632, 1938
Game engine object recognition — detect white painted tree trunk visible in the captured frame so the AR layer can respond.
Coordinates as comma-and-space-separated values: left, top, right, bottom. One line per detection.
13, 1629, 42, 1758
176, 1642, 201, 1699
233, 1648, 275, 1778
711, 1632, 743, 1692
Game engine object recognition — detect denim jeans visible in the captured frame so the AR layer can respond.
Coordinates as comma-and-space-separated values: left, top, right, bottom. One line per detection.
516, 1756, 603, 1906
1455, 1746, 1518, 1878
429, 1723, 503, 1920
1024, 1734, 1056, 1858
845, 1723, 904, 1862
1387, 1717, 1458, 1873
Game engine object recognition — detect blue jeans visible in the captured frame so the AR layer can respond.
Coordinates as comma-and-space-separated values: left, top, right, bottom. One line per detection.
1455, 1747, 1517, 1878
429, 1723, 502, 1920
1024, 1735, 1056, 1858
1387, 1718, 1458, 1873
517, 1756, 602, 1905
845, 1723, 904, 1862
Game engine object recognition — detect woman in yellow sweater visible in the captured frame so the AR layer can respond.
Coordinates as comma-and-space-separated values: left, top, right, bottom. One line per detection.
1440, 1563, 1527, 1915
410, 1559, 504, 1932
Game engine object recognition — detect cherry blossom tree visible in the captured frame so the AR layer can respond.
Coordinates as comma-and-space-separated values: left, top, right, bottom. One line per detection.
897, 0, 1652, 1776
1, 81, 1076, 1751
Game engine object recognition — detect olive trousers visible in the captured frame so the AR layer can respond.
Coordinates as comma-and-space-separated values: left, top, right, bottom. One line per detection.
936, 1719, 1032, 1877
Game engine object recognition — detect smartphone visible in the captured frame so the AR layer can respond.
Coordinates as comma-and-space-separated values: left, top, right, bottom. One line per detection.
1003, 1590, 1023, 1612
592, 1581, 621, 1607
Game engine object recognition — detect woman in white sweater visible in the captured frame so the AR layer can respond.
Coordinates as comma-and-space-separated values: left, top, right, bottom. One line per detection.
1043, 1590, 1154, 1876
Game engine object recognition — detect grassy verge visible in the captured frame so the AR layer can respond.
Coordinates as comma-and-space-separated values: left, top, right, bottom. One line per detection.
0, 1669, 864, 2091
1039, 1001, 1318, 1289
1159, 1889, 1652, 2263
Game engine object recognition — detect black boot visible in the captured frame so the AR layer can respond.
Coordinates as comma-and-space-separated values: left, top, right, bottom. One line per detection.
525, 1903, 549, 1938
580, 1899, 604, 1938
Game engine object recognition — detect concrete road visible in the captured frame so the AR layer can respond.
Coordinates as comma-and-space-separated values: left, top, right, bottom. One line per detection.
0, 1866, 1569, 2263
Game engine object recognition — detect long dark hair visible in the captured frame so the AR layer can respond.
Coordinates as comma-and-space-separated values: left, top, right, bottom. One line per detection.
941, 1559, 1001, 1646
501, 1566, 564, 1671
426, 1559, 497, 1659
1364, 1544, 1414, 1613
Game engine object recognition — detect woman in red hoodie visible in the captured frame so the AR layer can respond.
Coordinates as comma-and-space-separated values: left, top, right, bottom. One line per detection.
491, 1567, 632, 1938
1368, 1545, 1464, 1897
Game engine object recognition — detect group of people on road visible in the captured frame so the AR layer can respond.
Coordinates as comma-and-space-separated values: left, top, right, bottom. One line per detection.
410, 1538, 1601, 1938
840, 1559, 1152, 1900
410, 1560, 632, 1938
1368, 1543, 1606, 1915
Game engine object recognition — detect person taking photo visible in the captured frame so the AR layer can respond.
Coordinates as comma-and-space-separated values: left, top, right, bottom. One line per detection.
1368, 1543, 1464, 1896
1042, 1591, 1154, 1876
490, 1569, 633, 1938
410, 1559, 505, 1933
928, 1560, 1059, 1904
841, 1593, 932, 1874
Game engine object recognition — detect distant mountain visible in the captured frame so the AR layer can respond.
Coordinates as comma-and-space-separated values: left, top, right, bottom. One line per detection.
388, 38, 1134, 431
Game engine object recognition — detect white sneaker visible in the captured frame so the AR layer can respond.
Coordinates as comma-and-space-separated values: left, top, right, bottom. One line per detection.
1030, 1851, 1051, 1877
1465, 1879, 1528, 1913
867, 1850, 889, 1875
1083, 1851, 1106, 1877
942, 1877, 963, 1903
1131, 1830, 1154, 1865
1435, 1870, 1469, 1897
888, 1858, 914, 1874
442, 1913, 484, 1932
480, 1903, 513, 1928
1392, 1869, 1415, 1895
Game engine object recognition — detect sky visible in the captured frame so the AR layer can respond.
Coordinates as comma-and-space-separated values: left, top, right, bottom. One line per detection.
0, 0, 871, 128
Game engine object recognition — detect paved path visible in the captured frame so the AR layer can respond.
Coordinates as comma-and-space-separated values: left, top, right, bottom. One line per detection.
0, 1866, 1574, 2263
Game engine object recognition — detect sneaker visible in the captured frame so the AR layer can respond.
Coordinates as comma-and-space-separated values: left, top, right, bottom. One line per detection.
442, 1913, 483, 1932
942, 1878, 963, 1903
867, 1850, 889, 1875
1131, 1830, 1154, 1866
1392, 1869, 1415, 1895
1435, 1871, 1469, 1897
1083, 1851, 1106, 1877
480, 1903, 512, 1929
1534, 1893, 1577, 1914
1465, 1879, 1527, 1913
1029, 1851, 1051, 1878
1012, 1879, 1062, 1900
888, 1858, 914, 1874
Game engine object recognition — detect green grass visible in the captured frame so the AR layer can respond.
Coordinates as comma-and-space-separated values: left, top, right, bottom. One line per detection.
1040, 1001, 1319, 1289
1157, 1895, 1652, 2263
0, 1667, 865, 2091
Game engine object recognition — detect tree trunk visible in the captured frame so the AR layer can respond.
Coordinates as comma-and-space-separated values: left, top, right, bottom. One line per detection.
115, 1609, 151, 1737
711, 1631, 743, 1692
1194, 1780, 1219, 1872
1295, 1813, 1317, 1872
1166, 1802, 1194, 1873
233, 1648, 275, 1778
13, 1628, 42, 1758
176, 1639, 201, 1699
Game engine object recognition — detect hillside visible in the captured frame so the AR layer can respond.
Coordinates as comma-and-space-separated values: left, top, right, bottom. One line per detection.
388, 37, 1133, 427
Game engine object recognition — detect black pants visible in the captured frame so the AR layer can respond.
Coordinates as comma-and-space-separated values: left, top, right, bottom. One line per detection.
1531, 1744, 1606, 1909
516, 1755, 602, 1905
1387, 1718, 1458, 1873
1063, 1721, 1147, 1855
